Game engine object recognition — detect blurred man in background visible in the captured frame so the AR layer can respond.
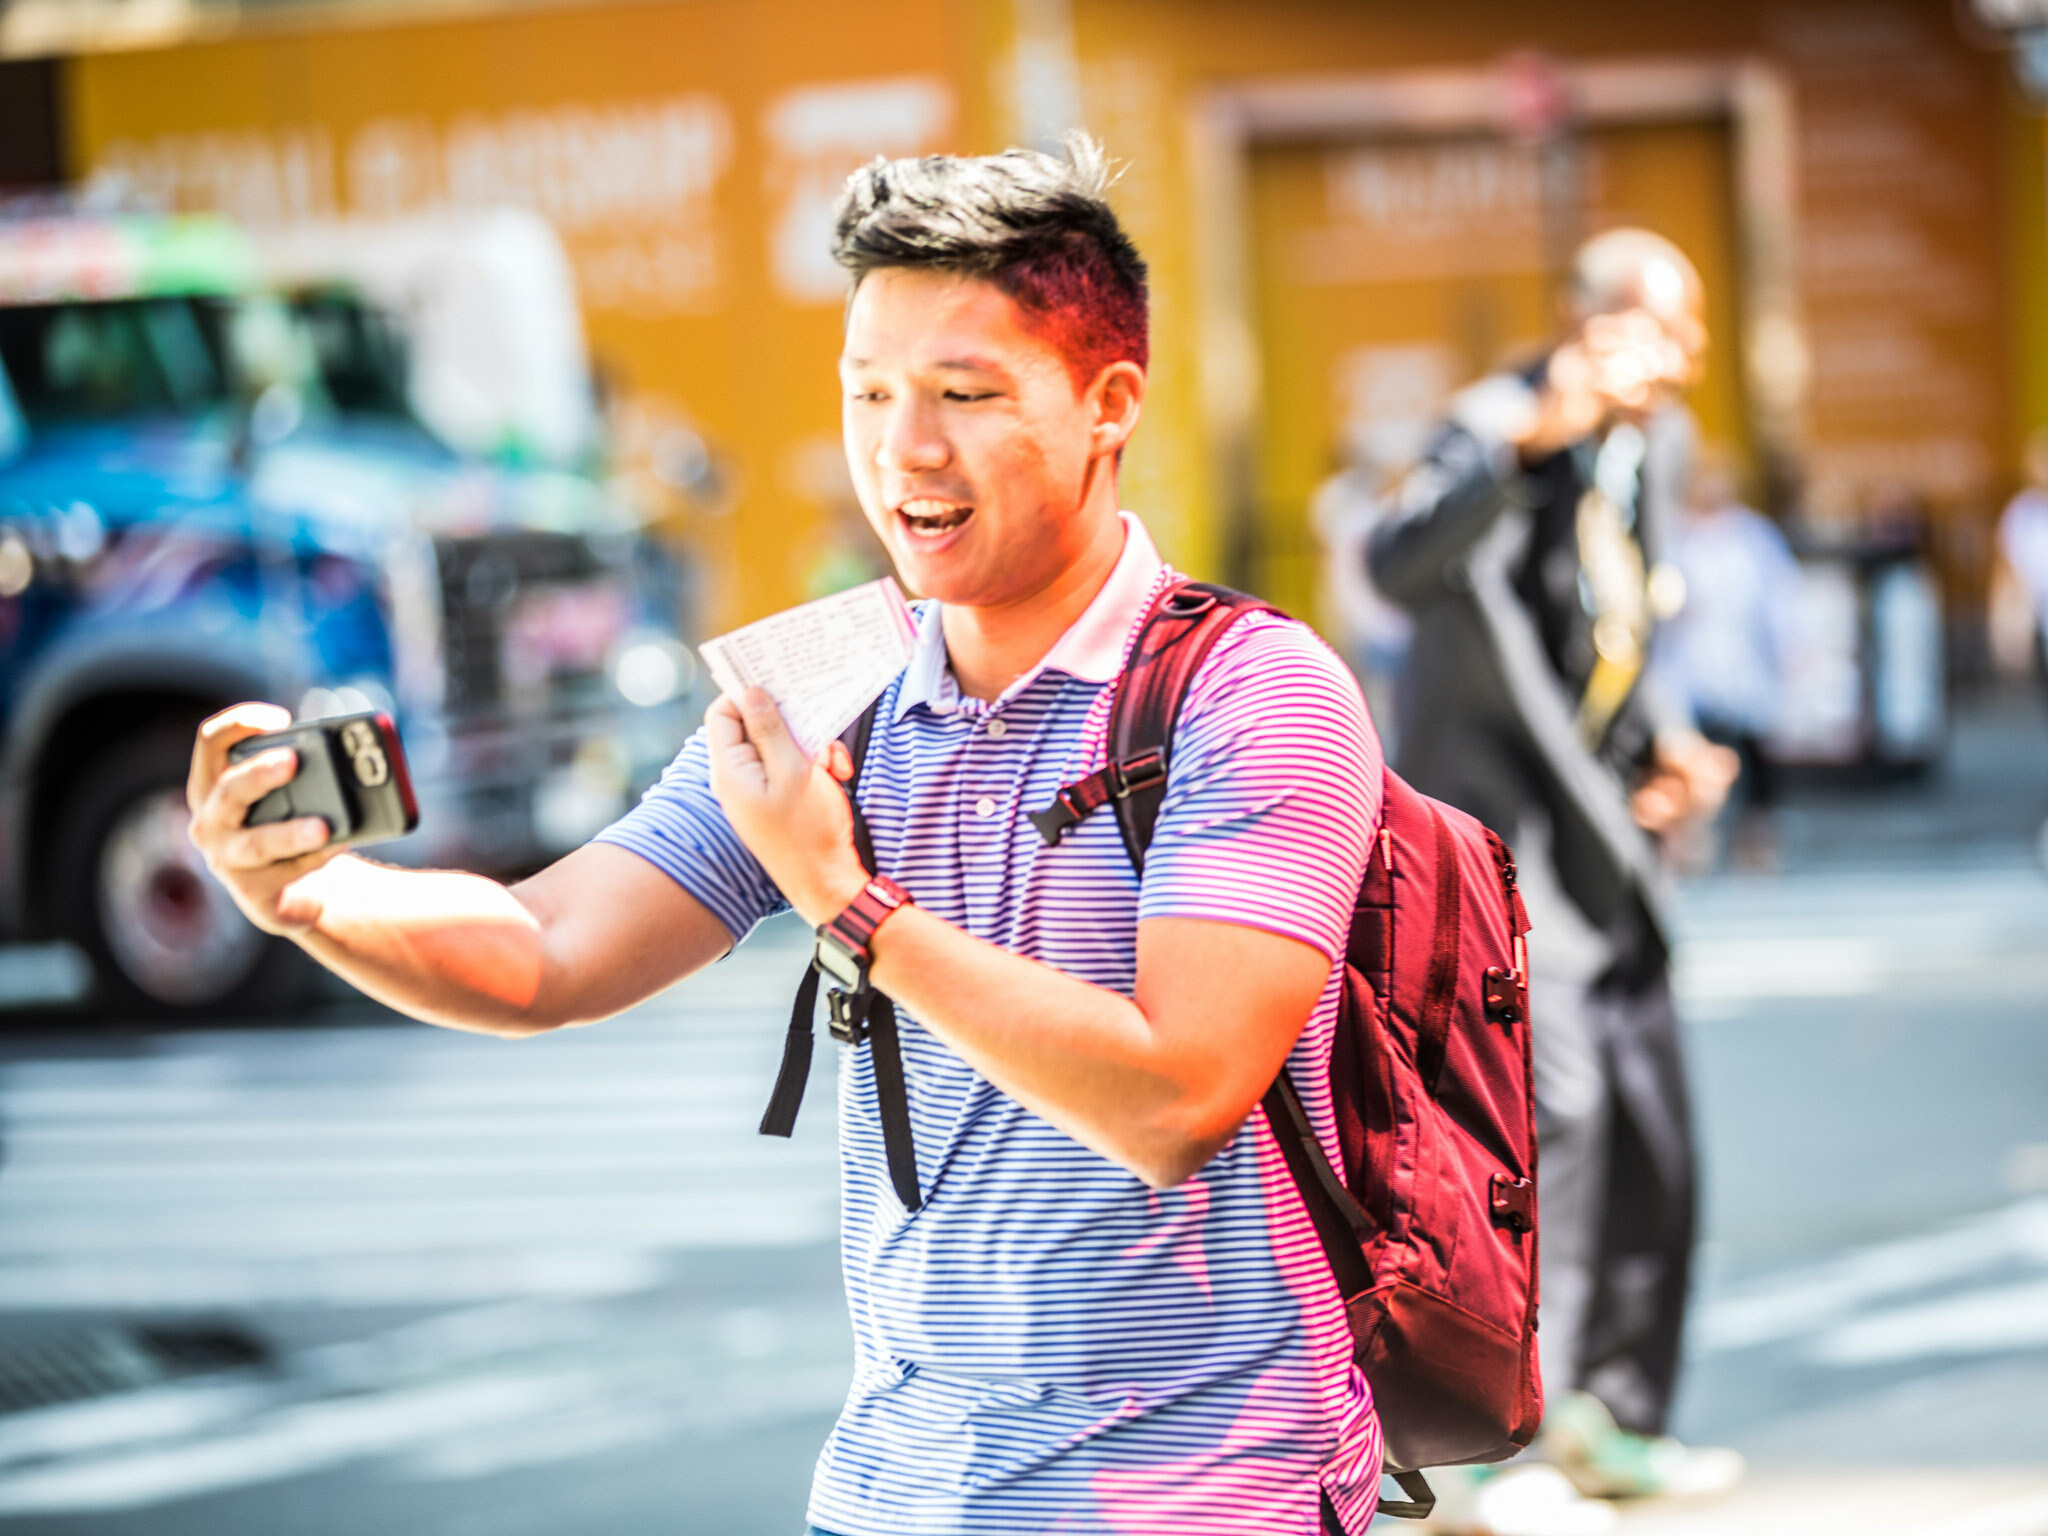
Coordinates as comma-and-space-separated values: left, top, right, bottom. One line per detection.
1370, 229, 1740, 1536
1312, 460, 1414, 755
1654, 450, 1802, 870
1997, 428, 2048, 868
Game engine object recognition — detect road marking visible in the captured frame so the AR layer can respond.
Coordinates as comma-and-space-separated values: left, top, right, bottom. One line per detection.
1813, 1277, 2048, 1365
0, 1369, 603, 1513
0, 978, 843, 1309
1692, 1198, 2048, 1355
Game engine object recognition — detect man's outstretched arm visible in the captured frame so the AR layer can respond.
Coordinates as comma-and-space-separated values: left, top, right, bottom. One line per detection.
187, 704, 734, 1035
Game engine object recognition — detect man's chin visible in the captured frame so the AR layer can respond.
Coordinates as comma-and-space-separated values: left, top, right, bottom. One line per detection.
888, 540, 988, 605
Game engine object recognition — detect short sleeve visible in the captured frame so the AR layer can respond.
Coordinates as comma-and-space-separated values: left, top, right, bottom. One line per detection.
1136, 615, 1382, 963
591, 728, 789, 944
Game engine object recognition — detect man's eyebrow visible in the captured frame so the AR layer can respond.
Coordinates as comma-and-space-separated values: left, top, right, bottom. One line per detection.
837, 355, 1011, 375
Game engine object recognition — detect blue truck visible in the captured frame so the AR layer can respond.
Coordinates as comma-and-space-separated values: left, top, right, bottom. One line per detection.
0, 214, 698, 1014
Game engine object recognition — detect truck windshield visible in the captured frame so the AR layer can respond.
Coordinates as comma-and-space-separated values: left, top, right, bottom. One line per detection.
0, 292, 422, 434
289, 292, 413, 420
0, 297, 239, 425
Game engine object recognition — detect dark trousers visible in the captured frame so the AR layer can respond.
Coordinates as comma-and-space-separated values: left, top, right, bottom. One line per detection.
1573, 970, 1698, 1436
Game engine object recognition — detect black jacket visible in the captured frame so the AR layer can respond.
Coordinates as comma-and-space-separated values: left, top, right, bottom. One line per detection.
1368, 372, 1692, 960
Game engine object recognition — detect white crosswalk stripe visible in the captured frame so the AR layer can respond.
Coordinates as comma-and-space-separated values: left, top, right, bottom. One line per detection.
0, 922, 843, 1311
1671, 863, 2048, 1014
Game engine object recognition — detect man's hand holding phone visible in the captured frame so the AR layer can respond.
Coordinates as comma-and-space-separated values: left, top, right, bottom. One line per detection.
188, 704, 349, 935
187, 704, 418, 936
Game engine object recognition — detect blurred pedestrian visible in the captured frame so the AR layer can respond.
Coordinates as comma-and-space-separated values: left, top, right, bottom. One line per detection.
1312, 460, 1413, 753
1370, 229, 1740, 1535
1654, 451, 1802, 869
1997, 427, 2048, 867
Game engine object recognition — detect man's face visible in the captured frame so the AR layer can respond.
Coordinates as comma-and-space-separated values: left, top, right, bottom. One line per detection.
839, 267, 1135, 607
1575, 303, 1705, 422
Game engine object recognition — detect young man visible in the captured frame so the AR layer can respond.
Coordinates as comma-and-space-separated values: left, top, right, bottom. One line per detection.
187, 140, 1387, 1535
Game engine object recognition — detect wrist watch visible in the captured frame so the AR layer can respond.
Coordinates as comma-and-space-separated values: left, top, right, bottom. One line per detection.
814, 874, 913, 1041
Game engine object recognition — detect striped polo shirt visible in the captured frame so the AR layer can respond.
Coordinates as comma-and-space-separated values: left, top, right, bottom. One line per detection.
598, 513, 1386, 1535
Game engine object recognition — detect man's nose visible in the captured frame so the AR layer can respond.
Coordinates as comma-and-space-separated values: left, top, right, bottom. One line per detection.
878, 396, 950, 474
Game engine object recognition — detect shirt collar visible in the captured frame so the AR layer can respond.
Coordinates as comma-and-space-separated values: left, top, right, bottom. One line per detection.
892, 511, 1166, 720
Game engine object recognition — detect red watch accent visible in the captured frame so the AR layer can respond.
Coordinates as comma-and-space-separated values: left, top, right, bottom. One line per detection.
827, 874, 912, 953
813, 874, 914, 999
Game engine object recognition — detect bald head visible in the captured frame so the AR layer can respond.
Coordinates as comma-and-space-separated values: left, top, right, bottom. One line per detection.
1569, 228, 1702, 320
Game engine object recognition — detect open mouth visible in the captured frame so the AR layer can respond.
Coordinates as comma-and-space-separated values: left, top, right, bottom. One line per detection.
896, 498, 974, 537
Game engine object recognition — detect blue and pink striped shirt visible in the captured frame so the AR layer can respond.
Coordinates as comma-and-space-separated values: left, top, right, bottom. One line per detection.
599, 514, 1386, 1534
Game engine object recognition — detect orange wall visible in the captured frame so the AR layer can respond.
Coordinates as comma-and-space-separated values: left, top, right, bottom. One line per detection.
62, 0, 2029, 618
1073, 0, 2017, 592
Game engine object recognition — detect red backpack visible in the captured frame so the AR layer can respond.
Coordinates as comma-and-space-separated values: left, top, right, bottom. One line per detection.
1031, 580, 1542, 1517
761, 579, 1542, 1523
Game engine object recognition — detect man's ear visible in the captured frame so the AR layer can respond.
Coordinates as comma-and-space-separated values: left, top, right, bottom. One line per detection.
1089, 361, 1146, 458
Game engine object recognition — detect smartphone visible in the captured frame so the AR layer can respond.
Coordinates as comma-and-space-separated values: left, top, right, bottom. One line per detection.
229, 710, 420, 849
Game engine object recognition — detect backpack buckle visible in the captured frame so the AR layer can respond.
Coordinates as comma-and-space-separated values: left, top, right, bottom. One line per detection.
1483, 966, 1525, 1027
1107, 750, 1165, 799
1028, 787, 1089, 846
826, 987, 869, 1044
1490, 1173, 1535, 1234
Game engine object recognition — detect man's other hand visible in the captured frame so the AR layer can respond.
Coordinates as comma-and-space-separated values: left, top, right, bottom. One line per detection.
707, 690, 870, 926
1631, 728, 1740, 837
1515, 308, 1693, 462
187, 703, 347, 934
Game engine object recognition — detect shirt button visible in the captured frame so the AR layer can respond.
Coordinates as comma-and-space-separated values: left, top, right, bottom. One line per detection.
985, 718, 1008, 738
974, 796, 997, 818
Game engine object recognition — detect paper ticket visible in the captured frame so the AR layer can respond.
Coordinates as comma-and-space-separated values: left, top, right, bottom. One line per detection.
698, 578, 920, 759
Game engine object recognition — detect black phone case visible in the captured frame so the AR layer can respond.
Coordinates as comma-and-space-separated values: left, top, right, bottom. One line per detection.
229, 712, 420, 849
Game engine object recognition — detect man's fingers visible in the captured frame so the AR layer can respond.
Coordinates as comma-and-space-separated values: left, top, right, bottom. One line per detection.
735, 689, 813, 777
198, 749, 300, 837
210, 816, 332, 873
705, 694, 744, 746
189, 703, 292, 810
824, 740, 854, 783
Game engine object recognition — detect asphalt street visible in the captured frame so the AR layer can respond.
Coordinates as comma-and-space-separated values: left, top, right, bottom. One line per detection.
0, 699, 2038, 1535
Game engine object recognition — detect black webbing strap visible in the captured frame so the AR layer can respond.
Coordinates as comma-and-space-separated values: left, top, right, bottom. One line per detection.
1322, 1473, 1436, 1527
1260, 1074, 1374, 1285
1377, 1473, 1438, 1522
757, 964, 818, 1138
759, 701, 880, 1141
755, 699, 922, 1211
1413, 806, 1463, 1096
1024, 752, 1165, 848
862, 991, 922, 1211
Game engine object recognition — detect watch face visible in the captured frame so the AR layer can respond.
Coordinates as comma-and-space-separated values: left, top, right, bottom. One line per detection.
814, 933, 864, 991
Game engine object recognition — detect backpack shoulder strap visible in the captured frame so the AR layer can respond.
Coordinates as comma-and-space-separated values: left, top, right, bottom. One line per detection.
757, 696, 885, 1133
759, 694, 923, 1210
1027, 580, 1275, 871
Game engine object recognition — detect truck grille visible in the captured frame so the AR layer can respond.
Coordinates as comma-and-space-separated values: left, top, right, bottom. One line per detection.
435, 531, 631, 724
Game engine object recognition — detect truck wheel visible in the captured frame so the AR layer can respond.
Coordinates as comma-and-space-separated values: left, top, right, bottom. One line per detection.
54, 733, 309, 1017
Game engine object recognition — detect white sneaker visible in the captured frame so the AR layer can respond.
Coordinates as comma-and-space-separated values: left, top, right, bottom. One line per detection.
1421, 1464, 1619, 1536
1540, 1391, 1745, 1501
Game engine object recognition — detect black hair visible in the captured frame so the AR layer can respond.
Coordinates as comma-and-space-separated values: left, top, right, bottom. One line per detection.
831, 133, 1149, 382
